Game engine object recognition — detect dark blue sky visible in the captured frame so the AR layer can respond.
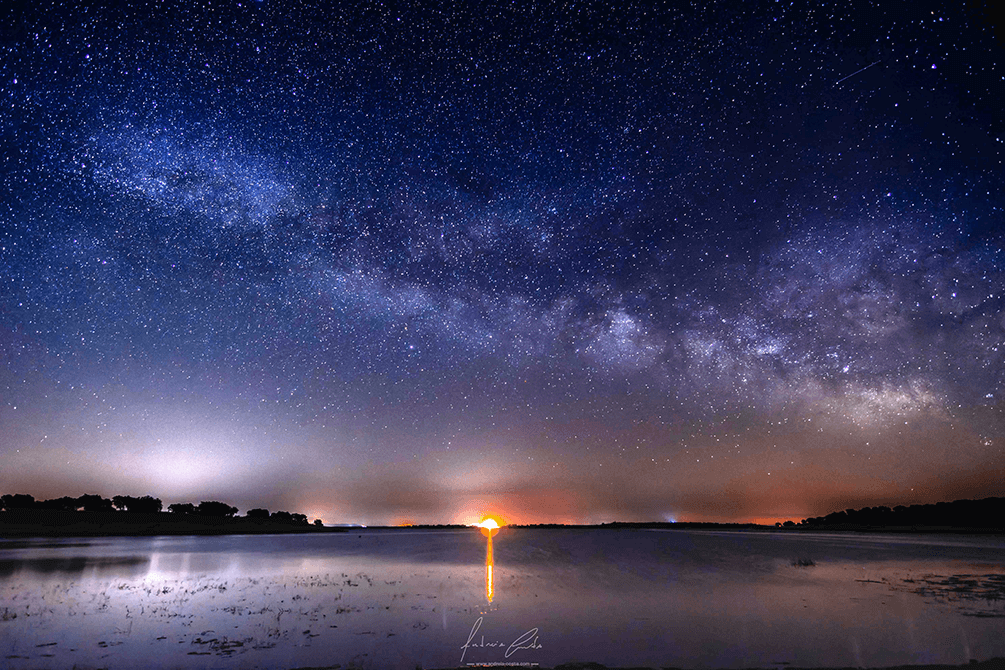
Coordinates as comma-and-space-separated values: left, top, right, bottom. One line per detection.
1, 0, 1003, 524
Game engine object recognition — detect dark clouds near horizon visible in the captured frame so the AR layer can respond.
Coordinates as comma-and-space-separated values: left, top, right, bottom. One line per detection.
1, 0, 1003, 524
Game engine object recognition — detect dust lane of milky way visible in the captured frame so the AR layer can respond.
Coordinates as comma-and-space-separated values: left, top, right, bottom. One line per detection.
1, 1, 1003, 525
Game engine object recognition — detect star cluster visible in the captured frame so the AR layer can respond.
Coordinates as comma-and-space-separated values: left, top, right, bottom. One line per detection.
1, 1, 1003, 524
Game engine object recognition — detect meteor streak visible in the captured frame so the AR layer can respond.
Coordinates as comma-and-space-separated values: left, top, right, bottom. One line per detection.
835, 60, 881, 85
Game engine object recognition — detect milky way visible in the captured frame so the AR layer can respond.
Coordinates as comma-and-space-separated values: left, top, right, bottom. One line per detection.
1, 1, 1003, 524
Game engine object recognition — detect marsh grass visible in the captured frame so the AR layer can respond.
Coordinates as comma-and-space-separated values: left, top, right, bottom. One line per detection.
791, 557, 816, 567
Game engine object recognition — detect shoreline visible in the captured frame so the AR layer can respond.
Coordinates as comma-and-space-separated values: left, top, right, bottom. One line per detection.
0, 509, 346, 537
2, 516, 1002, 539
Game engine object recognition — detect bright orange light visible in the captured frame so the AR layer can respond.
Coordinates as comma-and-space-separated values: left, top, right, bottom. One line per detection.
480, 518, 498, 604
477, 517, 502, 537
454, 505, 511, 527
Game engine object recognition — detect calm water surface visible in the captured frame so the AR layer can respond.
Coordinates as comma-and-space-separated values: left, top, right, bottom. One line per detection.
1, 528, 1004, 669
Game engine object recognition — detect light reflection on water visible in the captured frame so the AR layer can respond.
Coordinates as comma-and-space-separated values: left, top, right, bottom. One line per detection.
480, 521, 500, 606
0, 529, 1003, 669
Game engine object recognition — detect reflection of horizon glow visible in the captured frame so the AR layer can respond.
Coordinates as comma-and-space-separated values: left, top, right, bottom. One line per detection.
486, 559, 494, 603
484, 531, 495, 604
476, 518, 501, 604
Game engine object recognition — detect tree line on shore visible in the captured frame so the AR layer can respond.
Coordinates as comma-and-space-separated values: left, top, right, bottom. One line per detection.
781, 496, 1005, 529
0, 493, 319, 527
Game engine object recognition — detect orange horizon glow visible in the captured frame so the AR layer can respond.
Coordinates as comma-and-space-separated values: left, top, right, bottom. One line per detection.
478, 517, 501, 538
454, 505, 512, 527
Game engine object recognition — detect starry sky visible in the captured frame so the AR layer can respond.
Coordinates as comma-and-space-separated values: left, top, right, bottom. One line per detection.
1, 0, 1003, 525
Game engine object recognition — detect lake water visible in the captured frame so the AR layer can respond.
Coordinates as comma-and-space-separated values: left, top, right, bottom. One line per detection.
1, 528, 1004, 669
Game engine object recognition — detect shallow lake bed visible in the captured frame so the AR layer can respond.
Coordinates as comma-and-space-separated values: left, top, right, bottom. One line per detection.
1, 528, 1003, 669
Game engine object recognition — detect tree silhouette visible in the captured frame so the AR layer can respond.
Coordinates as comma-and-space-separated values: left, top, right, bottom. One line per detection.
3, 492, 332, 533
270, 510, 310, 525
800, 497, 1005, 529
0, 493, 35, 510
113, 495, 164, 513
76, 494, 114, 512
197, 501, 238, 517
38, 496, 81, 511
168, 502, 196, 515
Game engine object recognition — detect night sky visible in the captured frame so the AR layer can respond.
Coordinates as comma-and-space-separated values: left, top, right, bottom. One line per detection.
2, 1, 1003, 525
